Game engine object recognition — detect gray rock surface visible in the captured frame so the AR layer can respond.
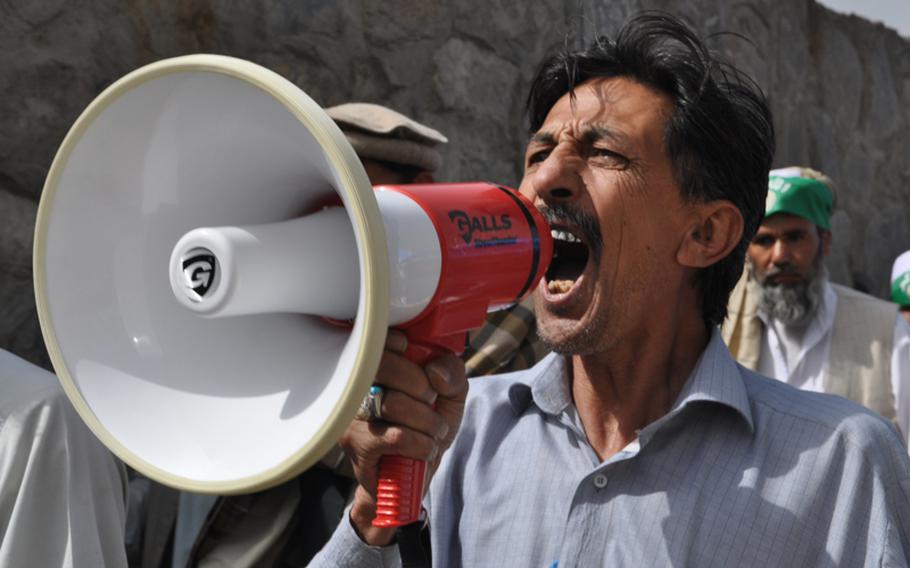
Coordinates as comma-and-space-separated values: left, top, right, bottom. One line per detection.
2, 0, 909, 366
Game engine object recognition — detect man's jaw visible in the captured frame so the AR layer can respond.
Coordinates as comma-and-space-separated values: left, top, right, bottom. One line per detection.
534, 281, 608, 356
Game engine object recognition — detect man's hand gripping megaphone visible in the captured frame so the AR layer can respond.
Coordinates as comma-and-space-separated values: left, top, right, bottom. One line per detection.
342, 328, 468, 546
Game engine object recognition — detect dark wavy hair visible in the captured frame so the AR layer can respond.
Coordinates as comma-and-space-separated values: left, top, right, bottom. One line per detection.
526, 12, 775, 327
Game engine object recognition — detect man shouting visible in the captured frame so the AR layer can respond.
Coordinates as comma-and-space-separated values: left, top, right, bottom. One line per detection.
312, 14, 910, 567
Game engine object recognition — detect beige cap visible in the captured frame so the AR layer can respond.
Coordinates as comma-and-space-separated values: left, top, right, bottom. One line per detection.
327, 102, 448, 172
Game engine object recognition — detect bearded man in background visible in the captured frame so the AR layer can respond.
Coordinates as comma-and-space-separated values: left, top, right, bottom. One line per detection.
724, 166, 910, 446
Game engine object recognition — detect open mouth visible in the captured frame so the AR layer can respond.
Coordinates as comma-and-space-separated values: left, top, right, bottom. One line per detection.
546, 227, 590, 294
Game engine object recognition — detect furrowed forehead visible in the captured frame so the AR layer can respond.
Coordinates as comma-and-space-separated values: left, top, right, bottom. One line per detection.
528, 123, 628, 146
531, 78, 667, 146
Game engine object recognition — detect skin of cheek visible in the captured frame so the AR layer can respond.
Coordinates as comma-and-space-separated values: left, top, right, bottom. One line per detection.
582, 176, 665, 343
745, 246, 765, 277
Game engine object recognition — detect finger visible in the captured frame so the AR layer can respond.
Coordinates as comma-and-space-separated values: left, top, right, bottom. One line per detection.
425, 353, 468, 401
379, 389, 449, 441
385, 329, 408, 354
344, 421, 439, 465
423, 353, 468, 455
340, 421, 438, 497
368, 423, 440, 462
375, 350, 437, 405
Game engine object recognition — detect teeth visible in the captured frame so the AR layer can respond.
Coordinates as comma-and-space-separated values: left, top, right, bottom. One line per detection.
550, 229, 581, 243
548, 279, 574, 294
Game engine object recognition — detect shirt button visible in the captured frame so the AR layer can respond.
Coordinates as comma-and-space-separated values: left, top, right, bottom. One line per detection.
593, 474, 608, 489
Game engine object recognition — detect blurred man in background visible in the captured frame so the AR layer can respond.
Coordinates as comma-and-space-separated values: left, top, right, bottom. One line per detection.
724, 166, 910, 445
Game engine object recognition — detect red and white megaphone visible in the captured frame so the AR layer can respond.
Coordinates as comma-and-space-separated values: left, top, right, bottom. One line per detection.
33, 55, 552, 527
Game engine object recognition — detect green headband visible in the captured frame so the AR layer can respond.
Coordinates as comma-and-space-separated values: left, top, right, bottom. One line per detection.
765, 175, 833, 230
892, 271, 910, 307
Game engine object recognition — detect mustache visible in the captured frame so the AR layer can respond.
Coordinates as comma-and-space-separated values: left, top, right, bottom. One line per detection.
763, 264, 801, 279
538, 203, 603, 256
759, 263, 810, 287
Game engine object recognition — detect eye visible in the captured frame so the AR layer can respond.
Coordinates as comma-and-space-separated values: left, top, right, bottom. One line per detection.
590, 147, 629, 168
784, 231, 807, 244
752, 234, 774, 247
526, 148, 551, 166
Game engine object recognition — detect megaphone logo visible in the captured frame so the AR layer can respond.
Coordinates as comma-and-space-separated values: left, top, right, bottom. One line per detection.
181, 249, 217, 301
448, 210, 513, 245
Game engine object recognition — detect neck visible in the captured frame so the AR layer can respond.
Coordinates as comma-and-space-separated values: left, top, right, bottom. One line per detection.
570, 294, 709, 461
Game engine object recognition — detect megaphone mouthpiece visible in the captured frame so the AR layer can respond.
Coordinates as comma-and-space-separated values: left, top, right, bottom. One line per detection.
169, 208, 361, 319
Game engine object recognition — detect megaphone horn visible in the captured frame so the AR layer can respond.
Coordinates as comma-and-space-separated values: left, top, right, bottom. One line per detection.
33, 54, 552, 526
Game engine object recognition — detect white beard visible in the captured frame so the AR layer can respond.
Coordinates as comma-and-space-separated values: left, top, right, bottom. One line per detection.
755, 264, 827, 326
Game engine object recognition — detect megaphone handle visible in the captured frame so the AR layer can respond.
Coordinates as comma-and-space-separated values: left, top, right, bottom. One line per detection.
374, 455, 428, 527
372, 338, 454, 528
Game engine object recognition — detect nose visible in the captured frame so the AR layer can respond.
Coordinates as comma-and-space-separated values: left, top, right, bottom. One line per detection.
525, 148, 583, 206
770, 239, 791, 265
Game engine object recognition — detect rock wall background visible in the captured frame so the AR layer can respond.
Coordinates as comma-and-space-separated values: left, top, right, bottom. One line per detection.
2, 0, 909, 367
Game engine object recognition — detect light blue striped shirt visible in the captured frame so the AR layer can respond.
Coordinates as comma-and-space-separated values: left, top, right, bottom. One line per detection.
312, 330, 910, 567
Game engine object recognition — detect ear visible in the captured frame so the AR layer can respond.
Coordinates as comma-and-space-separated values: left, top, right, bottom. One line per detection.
676, 201, 743, 269
411, 171, 435, 184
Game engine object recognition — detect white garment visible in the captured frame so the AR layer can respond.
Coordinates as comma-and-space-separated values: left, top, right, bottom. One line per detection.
757, 281, 910, 447
0, 349, 128, 567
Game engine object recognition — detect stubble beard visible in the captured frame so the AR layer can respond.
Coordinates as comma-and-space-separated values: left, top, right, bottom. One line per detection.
537, 305, 610, 356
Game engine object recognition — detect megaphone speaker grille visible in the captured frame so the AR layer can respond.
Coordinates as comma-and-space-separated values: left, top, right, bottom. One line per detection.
33, 55, 390, 493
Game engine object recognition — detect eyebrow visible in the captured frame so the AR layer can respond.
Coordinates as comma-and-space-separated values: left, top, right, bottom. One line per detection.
529, 131, 556, 146
582, 124, 628, 145
529, 124, 628, 146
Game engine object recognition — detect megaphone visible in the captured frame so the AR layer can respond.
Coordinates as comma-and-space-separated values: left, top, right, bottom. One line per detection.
33, 55, 552, 527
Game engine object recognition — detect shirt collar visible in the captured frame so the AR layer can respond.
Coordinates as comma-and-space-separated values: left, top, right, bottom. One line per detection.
661, 329, 754, 434
508, 353, 571, 416
507, 329, 754, 434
